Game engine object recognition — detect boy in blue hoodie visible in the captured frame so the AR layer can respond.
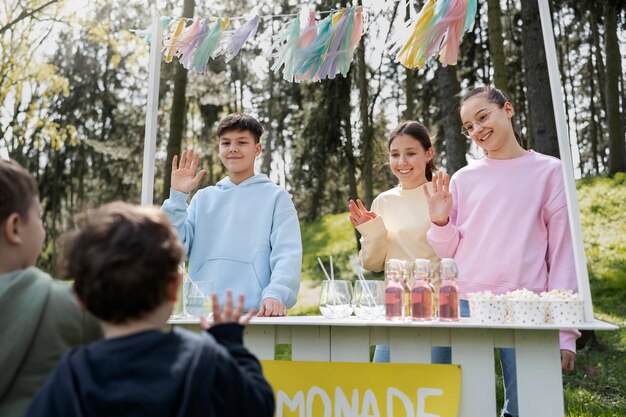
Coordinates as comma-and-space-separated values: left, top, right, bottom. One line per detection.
161, 113, 302, 316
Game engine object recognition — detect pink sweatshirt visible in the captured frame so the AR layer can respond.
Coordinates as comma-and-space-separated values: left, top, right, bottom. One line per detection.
427, 150, 580, 351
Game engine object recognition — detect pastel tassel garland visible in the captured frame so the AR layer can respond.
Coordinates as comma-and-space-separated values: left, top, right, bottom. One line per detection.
389, 0, 476, 69
180, 19, 210, 69
164, 18, 186, 63
173, 18, 204, 60
224, 15, 260, 62
188, 18, 230, 73
293, 13, 334, 81
294, 11, 318, 83
131, 7, 366, 82
270, 16, 301, 82
394, 0, 436, 69
318, 7, 352, 80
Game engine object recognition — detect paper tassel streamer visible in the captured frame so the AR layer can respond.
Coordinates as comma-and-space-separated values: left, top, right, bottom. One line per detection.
173, 18, 204, 60
224, 15, 260, 62
438, 0, 469, 65
293, 12, 334, 81
389, 0, 477, 69
270, 17, 301, 82
293, 11, 318, 82
318, 7, 354, 79
132, 7, 366, 82
464, 0, 478, 32
179, 19, 210, 69
389, 0, 436, 69
350, 6, 363, 51
164, 18, 187, 63
188, 18, 230, 73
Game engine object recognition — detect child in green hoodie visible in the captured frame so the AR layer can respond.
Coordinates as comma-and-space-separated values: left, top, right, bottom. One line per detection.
0, 159, 101, 416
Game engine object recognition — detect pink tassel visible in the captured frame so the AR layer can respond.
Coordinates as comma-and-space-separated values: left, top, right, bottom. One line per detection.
300, 11, 317, 48
350, 6, 363, 51
437, 0, 468, 66
294, 11, 318, 82
174, 18, 203, 59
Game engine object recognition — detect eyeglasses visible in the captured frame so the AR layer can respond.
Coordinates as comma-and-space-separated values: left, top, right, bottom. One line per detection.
460, 108, 498, 138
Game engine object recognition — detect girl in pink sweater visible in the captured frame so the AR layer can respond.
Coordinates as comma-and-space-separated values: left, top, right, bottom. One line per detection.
424, 86, 579, 417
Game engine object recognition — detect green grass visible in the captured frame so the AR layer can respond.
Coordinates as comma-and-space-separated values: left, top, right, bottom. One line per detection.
295, 173, 626, 416
562, 173, 626, 417
299, 211, 360, 283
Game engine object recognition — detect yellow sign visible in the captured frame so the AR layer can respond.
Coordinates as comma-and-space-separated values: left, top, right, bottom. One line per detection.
262, 361, 461, 417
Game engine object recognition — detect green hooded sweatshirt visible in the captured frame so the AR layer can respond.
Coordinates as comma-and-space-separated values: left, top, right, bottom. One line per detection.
0, 267, 102, 416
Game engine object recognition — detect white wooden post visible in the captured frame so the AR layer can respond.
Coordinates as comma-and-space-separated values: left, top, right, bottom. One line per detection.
537, 0, 594, 321
141, 17, 163, 206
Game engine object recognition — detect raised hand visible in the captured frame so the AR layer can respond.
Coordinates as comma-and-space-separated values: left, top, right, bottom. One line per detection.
200, 290, 255, 329
423, 171, 453, 226
171, 149, 206, 193
349, 199, 377, 227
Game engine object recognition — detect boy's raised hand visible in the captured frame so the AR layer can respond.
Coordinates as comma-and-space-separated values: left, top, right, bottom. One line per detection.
171, 149, 206, 194
200, 290, 255, 329
257, 298, 287, 317
423, 171, 453, 227
349, 199, 377, 227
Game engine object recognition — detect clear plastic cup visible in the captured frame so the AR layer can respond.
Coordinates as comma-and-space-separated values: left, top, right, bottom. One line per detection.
352, 280, 385, 319
319, 280, 353, 319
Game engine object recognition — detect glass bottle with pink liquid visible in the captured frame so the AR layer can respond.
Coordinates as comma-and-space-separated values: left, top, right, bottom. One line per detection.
410, 259, 434, 321
438, 258, 460, 321
384, 259, 407, 321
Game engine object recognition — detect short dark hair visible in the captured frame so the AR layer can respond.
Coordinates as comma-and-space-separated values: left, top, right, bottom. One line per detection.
460, 85, 524, 148
388, 121, 437, 181
216, 113, 264, 143
58, 202, 183, 324
0, 159, 39, 225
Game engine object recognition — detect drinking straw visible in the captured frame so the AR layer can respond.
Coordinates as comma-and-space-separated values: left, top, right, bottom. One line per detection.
317, 257, 331, 281
350, 255, 378, 308
330, 255, 334, 281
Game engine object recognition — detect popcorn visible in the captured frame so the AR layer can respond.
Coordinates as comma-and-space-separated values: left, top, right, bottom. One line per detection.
467, 291, 507, 301
541, 289, 583, 324
540, 289, 580, 301
507, 288, 541, 300
468, 291, 508, 324
468, 288, 585, 325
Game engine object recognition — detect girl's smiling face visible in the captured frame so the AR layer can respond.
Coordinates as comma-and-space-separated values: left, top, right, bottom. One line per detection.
460, 94, 516, 156
389, 134, 434, 189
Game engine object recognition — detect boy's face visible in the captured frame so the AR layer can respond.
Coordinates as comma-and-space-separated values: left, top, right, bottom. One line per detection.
22, 198, 46, 267
218, 129, 261, 179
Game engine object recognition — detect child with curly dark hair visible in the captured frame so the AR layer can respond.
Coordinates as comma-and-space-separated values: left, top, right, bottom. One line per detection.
27, 202, 274, 417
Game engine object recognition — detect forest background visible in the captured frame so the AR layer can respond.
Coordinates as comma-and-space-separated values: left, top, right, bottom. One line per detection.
2, 1, 626, 415
1, 0, 624, 265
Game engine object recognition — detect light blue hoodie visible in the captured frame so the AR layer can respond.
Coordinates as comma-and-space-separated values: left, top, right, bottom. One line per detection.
161, 174, 302, 310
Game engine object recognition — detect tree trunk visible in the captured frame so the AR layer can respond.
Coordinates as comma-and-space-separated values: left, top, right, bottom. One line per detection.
604, 3, 626, 174
589, 56, 600, 174
436, 66, 466, 175
486, 0, 507, 90
356, 0, 373, 209
520, 0, 559, 158
261, 62, 275, 176
163, 0, 195, 201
